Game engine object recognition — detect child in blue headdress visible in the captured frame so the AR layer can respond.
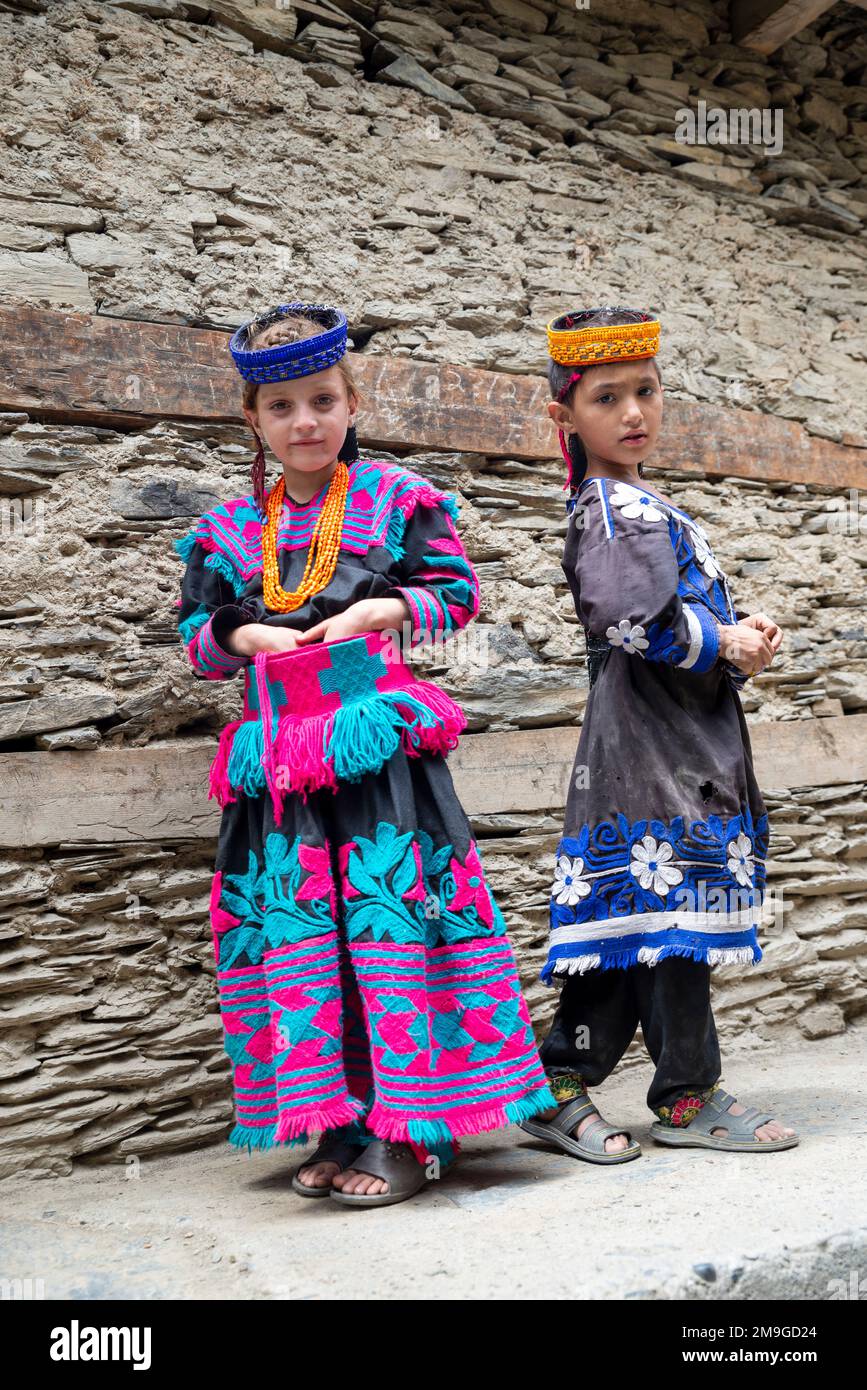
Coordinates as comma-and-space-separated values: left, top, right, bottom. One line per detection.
173, 302, 555, 1207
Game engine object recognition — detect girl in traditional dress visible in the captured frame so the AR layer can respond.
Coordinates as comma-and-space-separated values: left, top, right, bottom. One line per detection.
173, 303, 554, 1207
520, 306, 799, 1161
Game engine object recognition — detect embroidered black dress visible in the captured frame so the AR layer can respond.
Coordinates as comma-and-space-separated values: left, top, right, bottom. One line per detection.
543, 475, 768, 982
173, 456, 554, 1155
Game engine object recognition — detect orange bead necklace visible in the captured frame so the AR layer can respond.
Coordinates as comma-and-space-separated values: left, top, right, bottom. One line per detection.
262, 461, 349, 612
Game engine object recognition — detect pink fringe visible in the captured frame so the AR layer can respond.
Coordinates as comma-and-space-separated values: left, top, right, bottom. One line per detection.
208, 719, 243, 806
274, 1095, 365, 1143
272, 713, 340, 799
396, 482, 452, 518
397, 680, 467, 755
211, 679, 467, 821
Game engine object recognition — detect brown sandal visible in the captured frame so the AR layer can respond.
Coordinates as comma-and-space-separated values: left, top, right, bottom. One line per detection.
329, 1139, 434, 1208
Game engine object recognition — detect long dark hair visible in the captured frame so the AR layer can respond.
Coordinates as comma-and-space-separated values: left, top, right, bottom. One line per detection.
548, 308, 661, 498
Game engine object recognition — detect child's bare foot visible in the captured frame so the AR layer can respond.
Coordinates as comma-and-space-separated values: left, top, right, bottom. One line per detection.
537, 1105, 631, 1154
331, 1166, 389, 1197
710, 1100, 796, 1142
296, 1159, 340, 1190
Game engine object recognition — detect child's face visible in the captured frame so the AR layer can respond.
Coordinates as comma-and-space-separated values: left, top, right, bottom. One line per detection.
244, 365, 357, 475
548, 359, 663, 469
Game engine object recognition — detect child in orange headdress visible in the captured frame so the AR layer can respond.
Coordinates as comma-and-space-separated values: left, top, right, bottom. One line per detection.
521, 307, 798, 1161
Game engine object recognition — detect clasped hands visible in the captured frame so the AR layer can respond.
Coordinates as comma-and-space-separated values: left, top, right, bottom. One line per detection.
716, 612, 783, 676
224, 596, 412, 657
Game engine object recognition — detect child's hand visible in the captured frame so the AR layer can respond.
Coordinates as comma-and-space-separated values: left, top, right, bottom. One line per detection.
739, 611, 783, 655
717, 621, 775, 675
226, 623, 302, 656
294, 598, 410, 646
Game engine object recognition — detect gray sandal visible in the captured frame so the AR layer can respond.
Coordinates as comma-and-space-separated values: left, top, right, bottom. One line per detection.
291, 1134, 367, 1198
649, 1087, 799, 1152
329, 1138, 433, 1208
520, 1094, 641, 1164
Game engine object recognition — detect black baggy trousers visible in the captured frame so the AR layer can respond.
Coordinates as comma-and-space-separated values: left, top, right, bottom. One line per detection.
537, 956, 721, 1113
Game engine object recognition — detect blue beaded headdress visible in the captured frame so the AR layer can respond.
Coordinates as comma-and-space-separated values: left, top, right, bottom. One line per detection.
229, 303, 348, 383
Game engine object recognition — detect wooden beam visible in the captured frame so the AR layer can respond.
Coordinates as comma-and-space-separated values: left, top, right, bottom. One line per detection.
731, 0, 838, 54
2, 714, 865, 848
2, 308, 865, 489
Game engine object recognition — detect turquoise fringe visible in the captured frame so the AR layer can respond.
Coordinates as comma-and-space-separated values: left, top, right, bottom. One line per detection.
204, 549, 246, 597
173, 530, 197, 562
326, 691, 441, 780
383, 490, 461, 561
384, 506, 407, 561
226, 720, 267, 796
222, 693, 451, 800
178, 603, 210, 643
227, 1120, 308, 1154
505, 1086, 557, 1123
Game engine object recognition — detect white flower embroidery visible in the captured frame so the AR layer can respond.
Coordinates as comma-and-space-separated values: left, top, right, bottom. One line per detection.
726, 832, 755, 887
551, 854, 592, 906
606, 619, 649, 655
691, 532, 722, 579
609, 481, 666, 523
629, 835, 684, 895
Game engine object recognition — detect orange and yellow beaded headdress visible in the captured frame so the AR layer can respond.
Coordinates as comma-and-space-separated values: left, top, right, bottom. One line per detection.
546, 308, 660, 367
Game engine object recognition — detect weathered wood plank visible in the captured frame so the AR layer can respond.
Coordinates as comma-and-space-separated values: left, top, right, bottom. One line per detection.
731, 0, 837, 53
3, 715, 865, 848
2, 308, 865, 488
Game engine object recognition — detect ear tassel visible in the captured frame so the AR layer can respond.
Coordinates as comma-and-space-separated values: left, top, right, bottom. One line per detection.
557, 429, 572, 494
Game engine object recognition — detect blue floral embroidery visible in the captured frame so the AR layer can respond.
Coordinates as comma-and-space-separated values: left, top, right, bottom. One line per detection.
643, 621, 689, 664
549, 809, 769, 929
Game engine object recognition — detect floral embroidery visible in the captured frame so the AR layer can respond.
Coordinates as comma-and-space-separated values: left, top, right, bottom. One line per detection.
449, 842, 495, 928
548, 1072, 589, 1104
606, 619, 649, 654
643, 622, 690, 665
551, 854, 592, 906
629, 835, 685, 895
213, 833, 338, 968
343, 824, 429, 944
726, 832, 755, 887
548, 813, 768, 927
691, 530, 721, 580
339, 823, 503, 946
654, 1087, 715, 1127
608, 482, 666, 523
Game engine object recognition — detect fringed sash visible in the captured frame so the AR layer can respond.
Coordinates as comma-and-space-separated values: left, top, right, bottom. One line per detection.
208, 630, 467, 825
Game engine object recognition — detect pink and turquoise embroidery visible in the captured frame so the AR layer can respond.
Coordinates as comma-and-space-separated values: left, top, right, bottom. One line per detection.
173, 458, 465, 573
211, 820, 554, 1152
173, 458, 482, 679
